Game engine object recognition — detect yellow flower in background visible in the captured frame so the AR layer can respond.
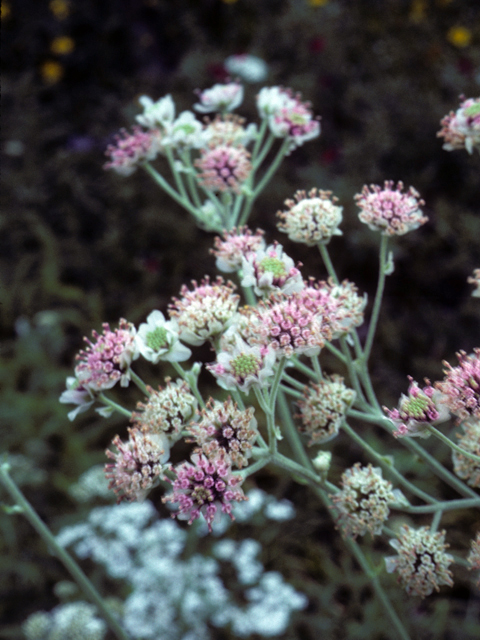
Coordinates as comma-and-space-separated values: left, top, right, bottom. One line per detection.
50, 36, 75, 55
309, 0, 329, 6
40, 60, 64, 84
409, 0, 427, 24
1, 1, 11, 20
447, 26, 472, 48
49, 0, 70, 20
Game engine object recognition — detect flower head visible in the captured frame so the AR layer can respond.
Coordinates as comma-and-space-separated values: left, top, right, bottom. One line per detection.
468, 269, 480, 298
331, 464, 400, 538
194, 83, 244, 114
451, 419, 480, 488
354, 181, 427, 236
75, 319, 138, 392
162, 110, 204, 149
251, 292, 332, 359
224, 54, 268, 83
277, 189, 343, 245
265, 88, 320, 150
131, 379, 198, 444
207, 335, 275, 393
297, 375, 355, 445
104, 127, 160, 176
188, 398, 258, 468
467, 531, 480, 587
135, 310, 191, 363
163, 452, 246, 531
136, 94, 175, 129
241, 243, 304, 297
195, 144, 252, 193
436, 349, 480, 421
384, 377, 450, 438
437, 96, 480, 155
105, 428, 169, 503
168, 277, 240, 346
202, 114, 258, 148
211, 226, 266, 273
385, 525, 454, 598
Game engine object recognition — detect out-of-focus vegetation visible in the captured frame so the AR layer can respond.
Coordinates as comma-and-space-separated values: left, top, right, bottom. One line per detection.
2, 1, 480, 638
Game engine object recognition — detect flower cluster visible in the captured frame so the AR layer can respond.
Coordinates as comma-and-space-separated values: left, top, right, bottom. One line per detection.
74, 319, 138, 392
188, 398, 258, 468
297, 375, 355, 445
211, 226, 265, 273
241, 243, 304, 297
277, 188, 343, 246
385, 526, 454, 598
437, 96, 480, 155
354, 181, 427, 236
384, 376, 450, 438
163, 453, 246, 531
168, 276, 239, 346
194, 144, 252, 193
436, 349, 480, 422
131, 379, 198, 444
135, 310, 191, 363
194, 82, 244, 114
451, 419, 480, 488
104, 127, 160, 176
331, 464, 400, 538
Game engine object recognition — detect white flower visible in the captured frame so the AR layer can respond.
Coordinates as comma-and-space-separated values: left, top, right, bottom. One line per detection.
256, 87, 293, 118
241, 244, 304, 297
224, 54, 268, 83
194, 83, 244, 114
136, 310, 191, 363
59, 376, 95, 421
136, 95, 176, 129
162, 111, 205, 149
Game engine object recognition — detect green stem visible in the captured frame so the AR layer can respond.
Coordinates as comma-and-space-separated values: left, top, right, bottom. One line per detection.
128, 369, 149, 396
250, 118, 269, 163
323, 341, 347, 364
281, 372, 306, 391
251, 138, 290, 198
98, 394, 132, 418
318, 243, 339, 283
143, 163, 199, 217
165, 146, 189, 202
171, 362, 205, 409
426, 424, 480, 464
290, 356, 317, 380
0, 461, 131, 640
363, 234, 388, 363
180, 149, 202, 208
391, 496, 480, 514
279, 384, 303, 399
252, 131, 276, 170
236, 454, 272, 479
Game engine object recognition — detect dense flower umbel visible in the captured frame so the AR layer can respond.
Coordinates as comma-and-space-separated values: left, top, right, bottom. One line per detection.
104, 126, 160, 176
297, 375, 355, 445
105, 428, 169, 503
195, 144, 252, 193
467, 531, 480, 587
354, 181, 427, 236
468, 268, 480, 297
136, 94, 175, 129
211, 226, 265, 273
203, 114, 258, 148
241, 243, 304, 297
437, 96, 480, 154
436, 349, 480, 421
163, 452, 246, 531
187, 398, 258, 469
168, 277, 240, 346
131, 379, 198, 444
451, 419, 480, 488
385, 526, 454, 598
135, 310, 191, 364
331, 464, 399, 538
300, 278, 366, 339
207, 335, 276, 393
384, 377, 450, 438
75, 319, 138, 392
193, 82, 244, 114
277, 189, 343, 245
251, 292, 332, 359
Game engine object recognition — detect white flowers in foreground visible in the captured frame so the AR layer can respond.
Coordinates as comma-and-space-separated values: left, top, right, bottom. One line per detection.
135, 310, 191, 363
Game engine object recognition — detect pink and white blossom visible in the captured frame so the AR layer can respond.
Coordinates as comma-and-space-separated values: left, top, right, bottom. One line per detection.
135, 310, 191, 364
241, 243, 304, 297
193, 83, 244, 114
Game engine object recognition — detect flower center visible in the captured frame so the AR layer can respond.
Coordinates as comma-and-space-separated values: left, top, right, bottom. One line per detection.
231, 353, 261, 378
464, 103, 480, 118
403, 394, 430, 420
259, 256, 287, 278
146, 327, 168, 351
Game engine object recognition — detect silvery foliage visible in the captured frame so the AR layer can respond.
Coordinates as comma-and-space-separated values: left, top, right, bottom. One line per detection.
55, 489, 306, 639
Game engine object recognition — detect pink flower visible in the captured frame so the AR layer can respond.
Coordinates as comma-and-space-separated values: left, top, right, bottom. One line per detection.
241, 243, 304, 297
194, 144, 252, 193
105, 427, 169, 503
437, 96, 480, 155
163, 453, 246, 531
211, 227, 265, 273
193, 82, 244, 114
104, 126, 160, 176
354, 181, 427, 236
384, 377, 450, 438
75, 319, 138, 392
436, 349, 480, 422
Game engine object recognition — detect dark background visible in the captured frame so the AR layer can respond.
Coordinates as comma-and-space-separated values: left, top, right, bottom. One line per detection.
2, 1, 480, 638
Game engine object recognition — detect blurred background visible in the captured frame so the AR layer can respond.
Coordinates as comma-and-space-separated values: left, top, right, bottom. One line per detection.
2, 0, 480, 638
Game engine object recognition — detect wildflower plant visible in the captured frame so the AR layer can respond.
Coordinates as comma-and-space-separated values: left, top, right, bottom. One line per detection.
3, 85, 480, 640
